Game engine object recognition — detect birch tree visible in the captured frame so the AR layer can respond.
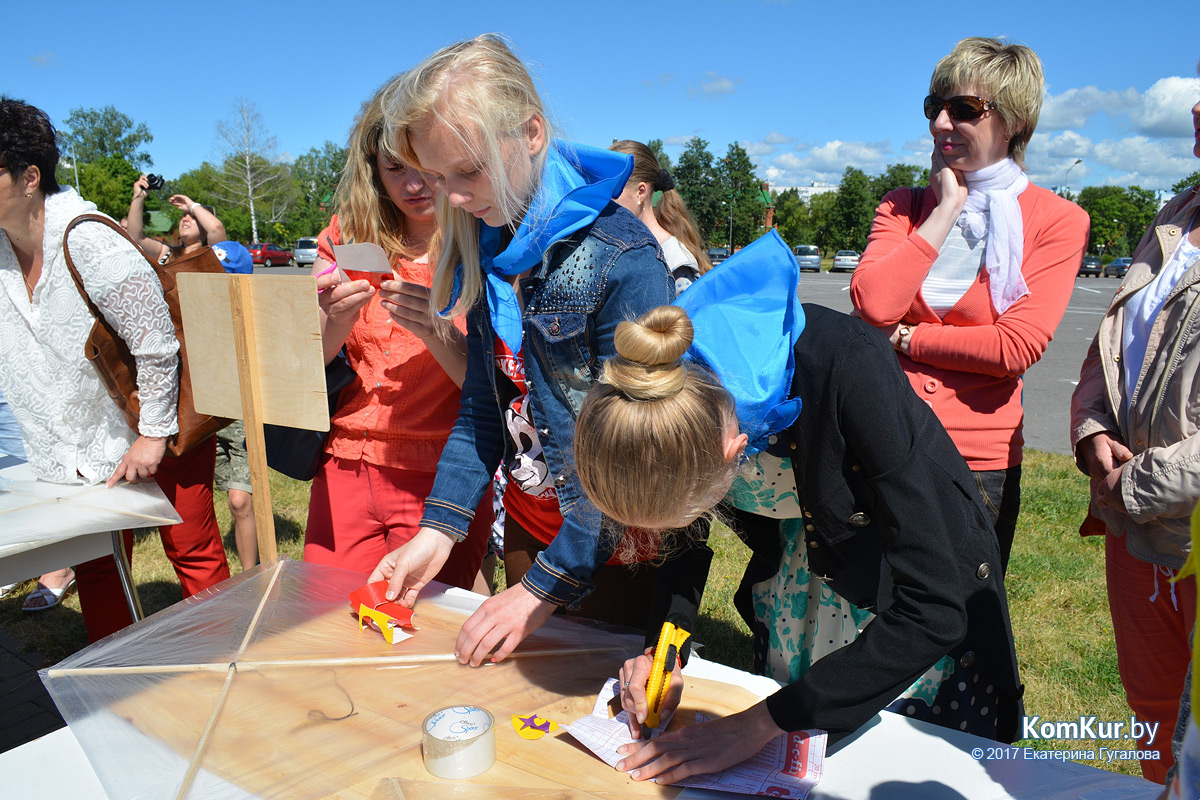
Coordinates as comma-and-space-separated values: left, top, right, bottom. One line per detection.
214, 99, 290, 242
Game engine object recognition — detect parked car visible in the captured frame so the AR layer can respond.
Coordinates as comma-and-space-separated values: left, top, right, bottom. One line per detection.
707, 247, 731, 266
293, 237, 319, 268
1104, 257, 1133, 279
831, 250, 860, 273
793, 244, 821, 272
1078, 255, 1102, 277
247, 243, 293, 267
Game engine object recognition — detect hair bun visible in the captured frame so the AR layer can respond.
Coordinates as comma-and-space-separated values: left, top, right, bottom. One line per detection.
602, 306, 693, 400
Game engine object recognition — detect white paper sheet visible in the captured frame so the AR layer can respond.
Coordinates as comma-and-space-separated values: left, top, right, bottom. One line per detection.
332, 242, 393, 273
566, 677, 825, 799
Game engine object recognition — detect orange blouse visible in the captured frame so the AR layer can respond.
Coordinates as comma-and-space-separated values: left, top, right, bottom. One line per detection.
318, 216, 466, 472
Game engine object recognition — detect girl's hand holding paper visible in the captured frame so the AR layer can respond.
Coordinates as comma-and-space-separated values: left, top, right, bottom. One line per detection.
380, 279, 441, 339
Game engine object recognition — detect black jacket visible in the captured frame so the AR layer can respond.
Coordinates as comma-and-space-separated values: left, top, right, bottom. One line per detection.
655, 305, 1023, 743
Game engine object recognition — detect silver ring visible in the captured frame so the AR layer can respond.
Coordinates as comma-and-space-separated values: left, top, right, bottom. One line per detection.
622, 681, 631, 689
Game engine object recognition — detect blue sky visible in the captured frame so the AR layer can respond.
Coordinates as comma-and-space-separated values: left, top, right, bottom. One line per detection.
7, 1, 1199, 196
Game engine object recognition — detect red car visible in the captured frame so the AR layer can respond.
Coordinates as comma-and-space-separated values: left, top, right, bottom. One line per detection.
247, 243, 293, 267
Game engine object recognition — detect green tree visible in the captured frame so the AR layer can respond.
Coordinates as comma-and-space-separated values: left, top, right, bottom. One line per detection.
1077, 186, 1158, 258
169, 161, 252, 242
716, 142, 765, 249
869, 163, 924, 202
288, 141, 346, 237
772, 188, 809, 247
60, 106, 153, 169
673, 137, 722, 245
828, 167, 875, 253
646, 139, 672, 172
807, 191, 837, 253
1172, 170, 1200, 194
74, 156, 140, 219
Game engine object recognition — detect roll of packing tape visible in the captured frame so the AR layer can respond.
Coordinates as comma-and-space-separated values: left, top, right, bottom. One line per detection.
422, 705, 495, 779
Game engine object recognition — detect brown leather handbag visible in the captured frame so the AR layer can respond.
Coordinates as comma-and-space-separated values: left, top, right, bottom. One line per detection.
62, 214, 231, 457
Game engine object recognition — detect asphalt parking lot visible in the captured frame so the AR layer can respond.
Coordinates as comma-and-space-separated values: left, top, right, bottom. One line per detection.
797, 270, 1116, 456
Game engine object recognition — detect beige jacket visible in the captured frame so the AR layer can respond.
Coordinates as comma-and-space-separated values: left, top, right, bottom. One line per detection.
1070, 186, 1200, 570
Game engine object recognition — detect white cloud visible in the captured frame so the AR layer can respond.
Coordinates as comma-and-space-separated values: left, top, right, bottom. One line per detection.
1091, 136, 1196, 188
687, 72, 738, 99
764, 141, 899, 185
1027, 132, 1194, 190
1133, 77, 1200, 138
1039, 86, 1140, 131
29, 51, 57, 67
763, 131, 793, 145
664, 134, 698, 147
742, 140, 779, 159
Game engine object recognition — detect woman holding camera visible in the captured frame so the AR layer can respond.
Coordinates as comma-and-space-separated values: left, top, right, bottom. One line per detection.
127, 174, 227, 264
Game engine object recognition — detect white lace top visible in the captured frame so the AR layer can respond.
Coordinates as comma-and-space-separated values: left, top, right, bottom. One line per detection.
0, 188, 179, 484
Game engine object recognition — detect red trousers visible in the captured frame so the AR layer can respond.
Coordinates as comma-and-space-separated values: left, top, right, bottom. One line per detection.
303, 455, 492, 589
75, 437, 231, 642
1106, 533, 1196, 784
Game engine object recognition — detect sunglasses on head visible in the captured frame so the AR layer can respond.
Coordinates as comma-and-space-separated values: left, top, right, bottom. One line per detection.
923, 95, 999, 122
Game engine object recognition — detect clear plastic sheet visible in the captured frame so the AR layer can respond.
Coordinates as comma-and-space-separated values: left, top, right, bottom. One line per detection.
41, 559, 663, 800
0, 457, 181, 567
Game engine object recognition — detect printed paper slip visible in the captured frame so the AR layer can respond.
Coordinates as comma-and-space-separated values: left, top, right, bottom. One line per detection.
565, 678, 825, 799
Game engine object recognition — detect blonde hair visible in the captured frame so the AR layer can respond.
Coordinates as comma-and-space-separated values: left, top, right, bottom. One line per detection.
383, 34, 553, 317
334, 75, 441, 263
575, 306, 737, 550
930, 37, 1044, 169
609, 140, 712, 274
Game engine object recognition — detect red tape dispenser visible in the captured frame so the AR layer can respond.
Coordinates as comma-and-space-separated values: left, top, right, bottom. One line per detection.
349, 581, 418, 644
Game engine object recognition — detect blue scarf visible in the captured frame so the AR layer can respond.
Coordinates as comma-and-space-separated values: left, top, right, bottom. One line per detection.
446, 140, 633, 355
674, 229, 805, 453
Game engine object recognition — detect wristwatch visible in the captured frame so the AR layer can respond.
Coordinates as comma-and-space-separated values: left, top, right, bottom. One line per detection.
896, 324, 913, 353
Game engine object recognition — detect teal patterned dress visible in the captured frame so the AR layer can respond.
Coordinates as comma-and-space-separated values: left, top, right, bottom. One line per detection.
729, 444, 961, 720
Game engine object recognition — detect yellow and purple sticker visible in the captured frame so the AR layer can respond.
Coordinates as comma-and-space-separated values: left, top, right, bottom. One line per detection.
511, 713, 559, 740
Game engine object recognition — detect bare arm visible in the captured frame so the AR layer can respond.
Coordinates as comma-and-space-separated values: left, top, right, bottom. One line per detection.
126, 175, 167, 261
169, 194, 227, 243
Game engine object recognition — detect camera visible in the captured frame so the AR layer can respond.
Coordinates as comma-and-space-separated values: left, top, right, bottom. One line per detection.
145, 174, 165, 191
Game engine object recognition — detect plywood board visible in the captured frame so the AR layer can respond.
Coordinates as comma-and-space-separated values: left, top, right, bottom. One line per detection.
177, 274, 328, 431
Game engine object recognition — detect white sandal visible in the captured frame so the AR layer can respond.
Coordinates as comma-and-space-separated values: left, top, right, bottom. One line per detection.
21, 578, 76, 612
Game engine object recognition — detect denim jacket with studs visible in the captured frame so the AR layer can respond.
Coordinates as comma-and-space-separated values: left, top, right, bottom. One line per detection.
419, 202, 672, 608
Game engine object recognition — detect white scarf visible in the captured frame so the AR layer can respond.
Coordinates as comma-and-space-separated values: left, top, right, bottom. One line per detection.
959, 158, 1029, 315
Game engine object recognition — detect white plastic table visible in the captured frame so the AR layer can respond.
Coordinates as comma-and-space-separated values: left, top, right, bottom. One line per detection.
0, 456, 181, 618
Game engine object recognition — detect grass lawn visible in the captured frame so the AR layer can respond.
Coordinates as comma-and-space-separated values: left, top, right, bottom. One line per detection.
0, 448, 1141, 776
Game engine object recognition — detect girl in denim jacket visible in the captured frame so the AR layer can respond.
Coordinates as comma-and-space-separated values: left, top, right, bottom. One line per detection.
369, 35, 673, 666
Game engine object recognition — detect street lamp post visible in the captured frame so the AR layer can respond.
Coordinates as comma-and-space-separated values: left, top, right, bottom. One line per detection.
1064, 158, 1082, 196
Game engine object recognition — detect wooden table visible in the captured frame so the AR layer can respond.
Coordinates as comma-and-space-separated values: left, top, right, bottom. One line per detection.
26, 560, 1159, 799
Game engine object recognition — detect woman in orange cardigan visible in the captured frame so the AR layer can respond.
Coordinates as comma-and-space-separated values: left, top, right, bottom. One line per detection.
851, 37, 1088, 570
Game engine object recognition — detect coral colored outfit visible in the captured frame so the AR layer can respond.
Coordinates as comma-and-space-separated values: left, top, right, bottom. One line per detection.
302, 217, 490, 584
852, 184, 1089, 470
